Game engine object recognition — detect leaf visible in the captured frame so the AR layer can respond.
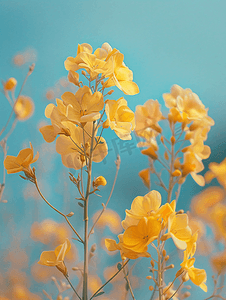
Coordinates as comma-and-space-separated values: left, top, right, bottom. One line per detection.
78, 202, 84, 208
93, 291, 105, 298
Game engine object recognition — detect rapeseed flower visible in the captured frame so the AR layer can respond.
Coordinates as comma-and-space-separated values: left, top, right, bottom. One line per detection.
38, 239, 71, 276
4, 143, 39, 177
103, 97, 135, 140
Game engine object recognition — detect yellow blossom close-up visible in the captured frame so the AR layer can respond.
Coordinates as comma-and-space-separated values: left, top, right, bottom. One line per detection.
38, 239, 71, 276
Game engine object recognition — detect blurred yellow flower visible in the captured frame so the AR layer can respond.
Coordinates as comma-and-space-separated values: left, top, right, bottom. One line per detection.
4, 142, 39, 176
191, 186, 225, 221
211, 250, 226, 274
3, 77, 17, 91
103, 98, 135, 140
210, 203, 226, 241
62, 86, 104, 123
14, 96, 34, 121
205, 157, 226, 189
38, 239, 71, 276
93, 209, 122, 234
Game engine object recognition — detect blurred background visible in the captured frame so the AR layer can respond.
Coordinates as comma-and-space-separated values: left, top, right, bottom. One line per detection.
0, 0, 226, 299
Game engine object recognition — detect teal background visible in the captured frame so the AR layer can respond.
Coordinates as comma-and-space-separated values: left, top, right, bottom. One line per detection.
0, 0, 225, 298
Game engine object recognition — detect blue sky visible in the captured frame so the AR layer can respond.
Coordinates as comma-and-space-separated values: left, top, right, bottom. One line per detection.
0, 0, 226, 298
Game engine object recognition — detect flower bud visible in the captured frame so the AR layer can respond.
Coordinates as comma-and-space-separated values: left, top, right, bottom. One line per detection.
170, 136, 176, 145
107, 90, 114, 95
162, 249, 166, 257
81, 70, 87, 76
149, 286, 154, 291
164, 255, 169, 261
183, 291, 191, 298
150, 260, 155, 267
164, 151, 169, 161
172, 170, 181, 177
93, 176, 107, 188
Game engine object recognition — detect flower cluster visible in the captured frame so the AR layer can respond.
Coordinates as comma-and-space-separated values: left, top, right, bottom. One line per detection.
105, 190, 207, 291
136, 85, 214, 188
39, 42, 138, 169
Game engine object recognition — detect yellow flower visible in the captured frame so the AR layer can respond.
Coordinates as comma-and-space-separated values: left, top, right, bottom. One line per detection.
64, 43, 108, 81
135, 99, 163, 136
181, 152, 205, 186
122, 217, 161, 253
56, 122, 108, 169
39, 99, 70, 143
38, 239, 71, 276
3, 77, 17, 90
4, 142, 39, 176
103, 50, 139, 95
14, 96, 34, 121
163, 213, 192, 250
122, 190, 175, 230
180, 256, 207, 292
105, 234, 151, 260
68, 70, 80, 86
184, 231, 198, 259
62, 86, 104, 123
103, 97, 135, 140
163, 84, 207, 121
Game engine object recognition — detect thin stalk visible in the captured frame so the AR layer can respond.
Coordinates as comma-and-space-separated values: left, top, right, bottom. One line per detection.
88, 155, 120, 238
167, 122, 175, 203
157, 239, 162, 299
123, 266, 136, 300
90, 259, 130, 300
34, 178, 83, 243
65, 275, 82, 300
168, 281, 183, 300
82, 121, 95, 300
